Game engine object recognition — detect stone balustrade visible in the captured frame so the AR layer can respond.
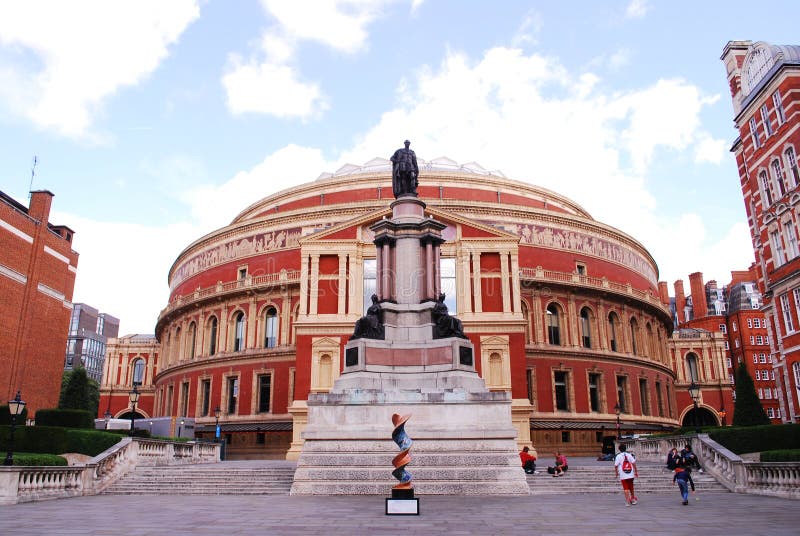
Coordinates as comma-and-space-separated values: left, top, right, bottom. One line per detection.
0, 438, 220, 505
619, 434, 800, 500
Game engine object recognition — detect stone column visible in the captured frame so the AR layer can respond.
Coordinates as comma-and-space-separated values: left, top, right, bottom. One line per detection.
500, 252, 511, 313
299, 255, 310, 316
309, 255, 320, 315
471, 252, 482, 313
338, 254, 347, 314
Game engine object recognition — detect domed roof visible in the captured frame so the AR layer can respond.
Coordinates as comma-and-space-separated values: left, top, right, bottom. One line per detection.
741, 41, 800, 98
315, 156, 506, 181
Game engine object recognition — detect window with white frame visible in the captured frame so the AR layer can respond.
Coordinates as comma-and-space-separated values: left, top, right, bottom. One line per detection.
750, 335, 755, 344
755, 369, 760, 380
783, 223, 798, 262
758, 388, 764, 399
747, 318, 752, 328
724, 341, 729, 350
771, 230, 785, 267
773, 159, 787, 196
719, 323, 727, 334
750, 117, 762, 148
794, 363, 800, 398
773, 91, 785, 125
759, 353, 767, 363
729, 374, 735, 384
765, 388, 772, 399
753, 353, 758, 363
756, 335, 764, 345
754, 318, 761, 328
794, 289, 800, 329
771, 370, 775, 380
780, 293, 795, 333
735, 338, 740, 348
726, 358, 732, 368
760, 170, 774, 206
786, 147, 800, 187
773, 388, 778, 398
768, 407, 775, 418
761, 104, 773, 137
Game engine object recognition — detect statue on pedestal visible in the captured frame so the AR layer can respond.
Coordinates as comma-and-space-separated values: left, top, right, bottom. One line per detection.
432, 292, 468, 339
390, 140, 419, 198
350, 294, 385, 340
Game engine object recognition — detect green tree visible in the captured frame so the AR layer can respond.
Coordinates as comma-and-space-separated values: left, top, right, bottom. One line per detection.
732, 362, 770, 426
59, 368, 99, 415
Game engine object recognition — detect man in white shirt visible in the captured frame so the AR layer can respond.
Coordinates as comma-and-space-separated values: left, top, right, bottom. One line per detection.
614, 444, 639, 506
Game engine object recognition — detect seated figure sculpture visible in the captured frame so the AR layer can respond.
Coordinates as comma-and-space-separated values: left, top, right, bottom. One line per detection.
350, 294, 385, 340
432, 292, 468, 339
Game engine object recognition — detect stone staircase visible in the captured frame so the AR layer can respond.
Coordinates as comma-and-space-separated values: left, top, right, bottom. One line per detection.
527, 460, 730, 495
102, 460, 296, 496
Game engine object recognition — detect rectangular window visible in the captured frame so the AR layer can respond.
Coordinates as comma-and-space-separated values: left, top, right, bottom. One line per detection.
777, 408, 782, 418
754, 318, 761, 328
758, 388, 764, 399
761, 104, 773, 136
256, 433, 265, 444
726, 358, 732, 368
179, 381, 189, 417
747, 318, 753, 329
576, 263, 586, 276
561, 431, 571, 443
588, 373, 600, 412
750, 335, 755, 344
749, 117, 761, 148
719, 323, 727, 334
526, 368, 535, 405
784, 221, 799, 259
765, 388, 772, 399
771, 370, 775, 380
733, 321, 737, 332
755, 370, 761, 380
616, 376, 627, 413
724, 341, 729, 350
201, 379, 211, 417
773, 388, 778, 398
238, 267, 247, 280
554, 371, 569, 411
781, 293, 795, 333
639, 378, 650, 416
227, 377, 238, 414
768, 407, 775, 418
773, 91, 785, 125
772, 230, 785, 267
655, 381, 664, 417
735, 338, 740, 348
756, 335, 764, 345
258, 374, 272, 413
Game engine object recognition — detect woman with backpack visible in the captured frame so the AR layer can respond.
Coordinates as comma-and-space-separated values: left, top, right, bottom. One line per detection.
614, 444, 639, 506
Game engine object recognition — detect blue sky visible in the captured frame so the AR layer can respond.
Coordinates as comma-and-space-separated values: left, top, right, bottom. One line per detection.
1, 0, 797, 334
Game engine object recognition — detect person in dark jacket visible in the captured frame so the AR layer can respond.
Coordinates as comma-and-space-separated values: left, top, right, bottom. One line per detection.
666, 447, 680, 470
673, 466, 696, 505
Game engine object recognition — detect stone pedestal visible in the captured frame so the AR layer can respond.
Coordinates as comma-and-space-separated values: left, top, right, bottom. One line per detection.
290, 196, 528, 495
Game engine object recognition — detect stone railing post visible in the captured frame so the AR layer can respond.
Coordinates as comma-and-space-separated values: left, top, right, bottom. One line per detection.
0, 470, 21, 505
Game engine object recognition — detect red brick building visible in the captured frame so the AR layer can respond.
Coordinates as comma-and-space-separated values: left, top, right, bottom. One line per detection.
99, 159, 733, 458
0, 190, 78, 416
721, 41, 800, 423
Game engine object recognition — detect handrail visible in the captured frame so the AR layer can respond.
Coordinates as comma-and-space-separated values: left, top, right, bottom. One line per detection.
0, 437, 221, 505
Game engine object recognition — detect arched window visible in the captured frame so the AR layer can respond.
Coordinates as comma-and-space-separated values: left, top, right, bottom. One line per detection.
686, 353, 699, 382
489, 352, 503, 387
546, 304, 561, 346
207, 316, 218, 356
608, 312, 619, 352
580, 307, 592, 349
264, 307, 278, 348
132, 359, 145, 386
521, 301, 531, 344
174, 327, 182, 361
233, 311, 245, 352
760, 170, 774, 206
646, 323, 655, 357
793, 362, 800, 395
629, 317, 639, 355
772, 158, 787, 197
319, 354, 332, 390
187, 322, 196, 360
786, 147, 799, 188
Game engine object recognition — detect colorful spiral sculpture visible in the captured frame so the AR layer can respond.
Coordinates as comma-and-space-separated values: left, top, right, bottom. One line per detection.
391, 413, 413, 489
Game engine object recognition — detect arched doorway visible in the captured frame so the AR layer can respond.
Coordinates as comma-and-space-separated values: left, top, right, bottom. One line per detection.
682, 406, 718, 428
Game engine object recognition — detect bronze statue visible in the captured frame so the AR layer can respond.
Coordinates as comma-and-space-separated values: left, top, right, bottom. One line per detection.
390, 140, 419, 198
432, 292, 467, 339
350, 294, 385, 340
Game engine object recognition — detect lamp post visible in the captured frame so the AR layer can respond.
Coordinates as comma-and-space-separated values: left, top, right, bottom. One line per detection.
614, 402, 621, 440
149, 420, 154, 435
103, 410, 112, 430
128, 386, 140, 437
178, 418, 185, 438
214, 405, 221, 440
4, 391, 26, 466
719, 406, 727, 427
688, 381, 701, 434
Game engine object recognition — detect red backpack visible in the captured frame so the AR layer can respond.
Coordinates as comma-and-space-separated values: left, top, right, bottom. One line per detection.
621, 455, 633, 474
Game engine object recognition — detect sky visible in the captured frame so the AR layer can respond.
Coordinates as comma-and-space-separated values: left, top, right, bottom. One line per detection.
1, 0, 797, 335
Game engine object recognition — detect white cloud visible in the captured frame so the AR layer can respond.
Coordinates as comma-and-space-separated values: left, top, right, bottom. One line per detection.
512, 10, 543, 47
625, 0, 649, 19
694, 134, 728, 164
0, 1, 199, 138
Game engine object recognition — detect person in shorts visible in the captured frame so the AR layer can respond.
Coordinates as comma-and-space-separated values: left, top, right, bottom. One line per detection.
614, 444, 639, 505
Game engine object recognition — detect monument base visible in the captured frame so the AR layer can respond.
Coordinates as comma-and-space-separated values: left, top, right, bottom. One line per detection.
290, 381, 529, 496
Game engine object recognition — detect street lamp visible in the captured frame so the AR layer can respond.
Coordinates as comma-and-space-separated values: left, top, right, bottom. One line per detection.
128, 386, 140, 437
149, 420, 154, 435
214, 406, 221, 440
614, 402, 621, 440
178, 418, 185, 438
103, 410, 112, 430
719, 405, 727, 427
688, 381, 701, 434
4, 391, 26, 466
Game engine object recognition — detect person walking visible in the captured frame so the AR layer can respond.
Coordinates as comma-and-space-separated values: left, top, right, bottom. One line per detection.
614, 444, 639, 506
673, 466, 696, 505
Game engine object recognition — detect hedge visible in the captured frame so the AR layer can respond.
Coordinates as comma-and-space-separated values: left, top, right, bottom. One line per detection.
0, 425, 122, 456
35, 408, 95, 429
709, 424, 799, 454
10, 452, 68, 466
0, 404, 29, 425
760, 449, 800, 462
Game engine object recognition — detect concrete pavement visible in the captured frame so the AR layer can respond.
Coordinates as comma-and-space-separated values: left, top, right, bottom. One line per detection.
1, 489, 797, 535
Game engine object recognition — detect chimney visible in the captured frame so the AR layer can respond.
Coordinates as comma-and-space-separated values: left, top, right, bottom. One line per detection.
658, 281, 670, 306
674, 280, 686, 325
28, 190, 54, 222
689, 272, 708, 319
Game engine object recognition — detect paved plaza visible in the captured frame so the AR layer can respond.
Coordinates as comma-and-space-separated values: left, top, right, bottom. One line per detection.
1, 490, 797, 535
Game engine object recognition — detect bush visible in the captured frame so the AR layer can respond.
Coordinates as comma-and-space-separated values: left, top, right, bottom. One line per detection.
709, 423, 799, 454
760, 449, 800, 462
0, 425, 122, 456
35, 408, 95, 429
11, 452, 68, 466
0, 404, 29, 425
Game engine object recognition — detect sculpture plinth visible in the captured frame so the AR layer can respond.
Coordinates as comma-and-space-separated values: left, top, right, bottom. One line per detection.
290, 177, 528, 496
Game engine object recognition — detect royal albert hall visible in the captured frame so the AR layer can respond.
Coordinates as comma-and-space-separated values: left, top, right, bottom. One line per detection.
121, 156, 686, 459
